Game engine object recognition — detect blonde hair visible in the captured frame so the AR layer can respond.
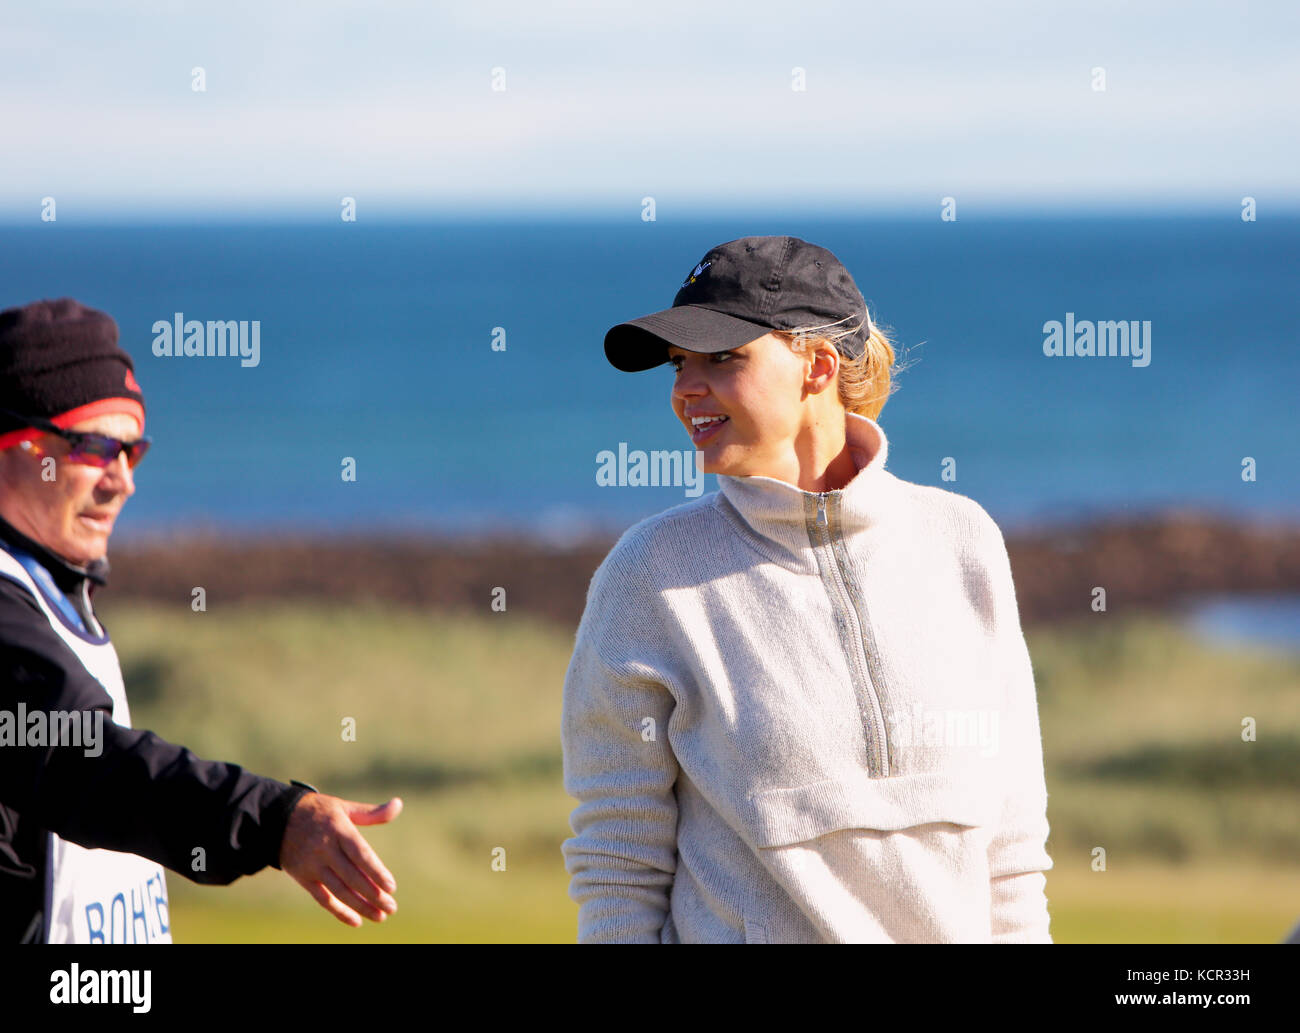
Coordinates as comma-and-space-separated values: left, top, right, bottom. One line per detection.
773, 309, 901, 421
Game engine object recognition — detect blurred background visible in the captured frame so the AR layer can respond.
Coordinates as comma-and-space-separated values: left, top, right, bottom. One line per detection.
2, 1, 1298, 942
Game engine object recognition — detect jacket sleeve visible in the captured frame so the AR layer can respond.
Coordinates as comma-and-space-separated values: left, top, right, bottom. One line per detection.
560, 536, 680, 943
972, 513, 1054, 943
0, 577, 308, 885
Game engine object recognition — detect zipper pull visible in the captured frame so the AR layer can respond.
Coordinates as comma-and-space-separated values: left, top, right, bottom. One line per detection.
816, 494, 827, 526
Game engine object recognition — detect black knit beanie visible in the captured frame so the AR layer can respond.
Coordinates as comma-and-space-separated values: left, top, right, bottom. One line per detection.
0, 298, 145, 439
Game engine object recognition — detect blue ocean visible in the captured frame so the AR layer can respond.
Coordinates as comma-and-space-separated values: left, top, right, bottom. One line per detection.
3, 214, 1296, 543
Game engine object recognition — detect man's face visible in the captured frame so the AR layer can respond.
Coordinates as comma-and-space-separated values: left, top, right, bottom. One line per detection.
0, 413, 141, 566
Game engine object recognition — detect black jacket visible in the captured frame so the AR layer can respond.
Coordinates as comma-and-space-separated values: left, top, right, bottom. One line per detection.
0, 516, 308, 942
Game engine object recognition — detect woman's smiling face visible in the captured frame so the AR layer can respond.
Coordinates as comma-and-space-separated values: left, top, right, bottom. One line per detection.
669, 332, 836, 477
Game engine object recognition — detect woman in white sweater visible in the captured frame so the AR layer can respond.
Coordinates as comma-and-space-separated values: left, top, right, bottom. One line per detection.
561, 235, 1053, 943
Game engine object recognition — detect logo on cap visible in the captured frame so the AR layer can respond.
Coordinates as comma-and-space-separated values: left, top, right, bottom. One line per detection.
681, 261, 711, 288
124, 369, 141, 393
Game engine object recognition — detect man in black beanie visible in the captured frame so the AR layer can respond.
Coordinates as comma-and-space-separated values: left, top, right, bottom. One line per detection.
0, 298, 402, 943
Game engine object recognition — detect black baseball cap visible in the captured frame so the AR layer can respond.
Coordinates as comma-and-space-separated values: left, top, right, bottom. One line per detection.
604, 235, 872, 373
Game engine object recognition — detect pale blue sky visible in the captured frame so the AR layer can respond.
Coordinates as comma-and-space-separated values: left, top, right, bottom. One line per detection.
1, 0, 1296, 219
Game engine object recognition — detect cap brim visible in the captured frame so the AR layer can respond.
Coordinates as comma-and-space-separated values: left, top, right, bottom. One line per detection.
604, 305, 773, 372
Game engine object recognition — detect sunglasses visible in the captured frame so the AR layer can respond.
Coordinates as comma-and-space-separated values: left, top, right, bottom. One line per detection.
1, 409, 152, 469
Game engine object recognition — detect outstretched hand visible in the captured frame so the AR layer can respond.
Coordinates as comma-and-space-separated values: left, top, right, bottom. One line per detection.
279, 792, 403, 926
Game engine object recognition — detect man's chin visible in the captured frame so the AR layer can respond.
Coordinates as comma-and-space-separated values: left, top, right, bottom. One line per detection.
61, 528, 111, 567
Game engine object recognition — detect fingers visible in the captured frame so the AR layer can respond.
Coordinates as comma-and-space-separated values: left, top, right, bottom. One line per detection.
298, 875, 363, 928
338, 823, 397, 896
318, 863, 389, 924
291, 853, 394, 927
329, 839, 398, 918
346, 797, 403, 827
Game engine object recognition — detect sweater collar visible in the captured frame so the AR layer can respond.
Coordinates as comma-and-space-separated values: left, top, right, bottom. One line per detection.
715, 413, 896, 564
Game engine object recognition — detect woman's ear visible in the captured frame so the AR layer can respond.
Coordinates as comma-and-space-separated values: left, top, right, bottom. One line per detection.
806, 340, 839, 394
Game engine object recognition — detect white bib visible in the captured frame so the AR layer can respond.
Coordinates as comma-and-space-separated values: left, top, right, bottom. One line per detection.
0, 548, 171, 944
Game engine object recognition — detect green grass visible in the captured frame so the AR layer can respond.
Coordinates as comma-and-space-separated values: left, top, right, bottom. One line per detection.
95, 598, 1300, 943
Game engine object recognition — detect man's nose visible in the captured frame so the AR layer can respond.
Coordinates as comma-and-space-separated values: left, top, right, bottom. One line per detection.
104, 451, 135, 496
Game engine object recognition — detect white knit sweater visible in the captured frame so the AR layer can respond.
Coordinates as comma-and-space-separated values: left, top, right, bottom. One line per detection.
561, 413, 1053, 943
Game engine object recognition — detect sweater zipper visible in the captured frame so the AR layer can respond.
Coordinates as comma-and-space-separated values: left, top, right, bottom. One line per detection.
812, 491, 891, 778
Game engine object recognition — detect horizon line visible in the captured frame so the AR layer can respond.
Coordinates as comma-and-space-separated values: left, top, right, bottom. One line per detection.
2, 200, 1297, 227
